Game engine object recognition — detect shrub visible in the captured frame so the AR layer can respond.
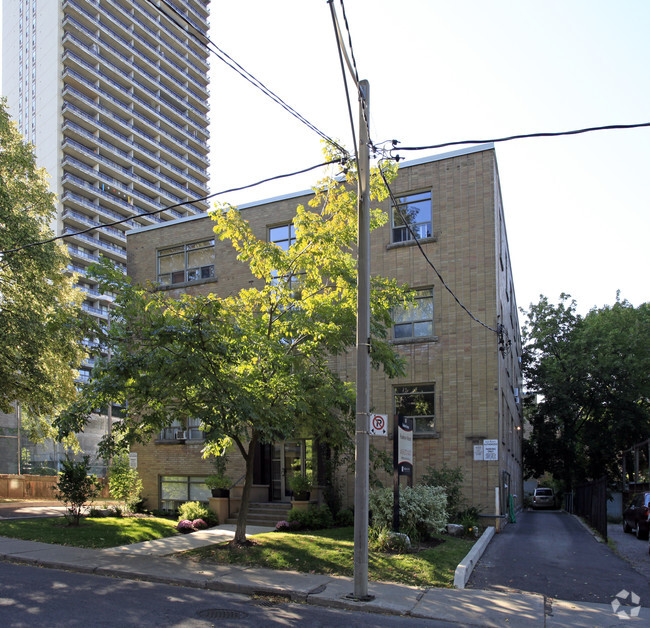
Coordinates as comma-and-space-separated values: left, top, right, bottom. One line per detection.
108, 455, 144, 513
457, 506, 481, 536
177, 501, 217, 526
275, 520, 301, 532
369, 485, 447, 540
335, 508, 354, 527
286, 505, 333, 530
192, 518, 208, 530
54, 455, 102, 526
369, 526, 411, 553
177, 519, 195, 533
421, 464, 465, 519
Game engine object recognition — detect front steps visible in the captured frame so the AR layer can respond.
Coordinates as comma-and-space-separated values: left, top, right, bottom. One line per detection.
226, 501, 292, 527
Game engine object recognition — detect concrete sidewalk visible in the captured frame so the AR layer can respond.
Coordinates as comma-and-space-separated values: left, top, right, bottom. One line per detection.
0, 524, 647, 626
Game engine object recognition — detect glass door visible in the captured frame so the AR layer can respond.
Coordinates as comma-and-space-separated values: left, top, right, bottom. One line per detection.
270, 440, 313, 501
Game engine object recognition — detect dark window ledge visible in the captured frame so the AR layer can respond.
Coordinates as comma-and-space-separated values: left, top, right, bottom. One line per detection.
386, 235, 437, 251
388, 431, 440, 439
155, 276, 218, 291
390, 336, 439, 346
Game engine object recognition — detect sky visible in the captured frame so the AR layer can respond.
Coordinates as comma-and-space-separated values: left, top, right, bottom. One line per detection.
1, 1, 648, 321
205, 0, 650, 319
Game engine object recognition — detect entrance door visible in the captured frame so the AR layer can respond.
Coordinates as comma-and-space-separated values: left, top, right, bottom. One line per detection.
270, 440, 313, 501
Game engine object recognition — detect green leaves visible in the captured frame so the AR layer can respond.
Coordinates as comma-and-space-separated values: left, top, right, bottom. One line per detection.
523, 295, 650, 489
0, 98, 89, 428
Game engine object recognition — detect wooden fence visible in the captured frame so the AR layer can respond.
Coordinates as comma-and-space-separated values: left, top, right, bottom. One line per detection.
0, 474, 110, 500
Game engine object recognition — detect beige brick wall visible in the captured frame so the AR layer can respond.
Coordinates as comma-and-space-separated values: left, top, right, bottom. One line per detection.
127, 147, 523, 514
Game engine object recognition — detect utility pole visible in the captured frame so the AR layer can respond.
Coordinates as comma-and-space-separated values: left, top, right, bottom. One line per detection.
353, 78, 372, 601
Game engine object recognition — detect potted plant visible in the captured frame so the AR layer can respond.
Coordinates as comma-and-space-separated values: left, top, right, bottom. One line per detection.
205, 472, 231, 498
288, 473, 312, 501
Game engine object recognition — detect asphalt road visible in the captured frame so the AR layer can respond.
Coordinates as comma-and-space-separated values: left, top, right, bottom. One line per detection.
467, 510, 650, 605
0, 561, 457, 628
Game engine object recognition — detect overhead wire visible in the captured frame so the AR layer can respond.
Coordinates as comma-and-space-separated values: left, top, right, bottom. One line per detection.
0, 159, 346, 256
393, 122, 650, 154
146, 0, 349, 157
328, 0, 359, 171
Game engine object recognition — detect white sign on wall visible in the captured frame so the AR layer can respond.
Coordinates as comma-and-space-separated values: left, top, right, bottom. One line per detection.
473, 445, 484, 461
128, 452, 138, 469
483, 439, 498, 461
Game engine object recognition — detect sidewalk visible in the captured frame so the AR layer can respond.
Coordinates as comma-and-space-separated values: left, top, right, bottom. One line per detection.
0, 523, 647, 626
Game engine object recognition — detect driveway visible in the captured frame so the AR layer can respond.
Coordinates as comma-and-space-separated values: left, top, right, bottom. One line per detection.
0, 500, 67, 520
467, 510, 650, 604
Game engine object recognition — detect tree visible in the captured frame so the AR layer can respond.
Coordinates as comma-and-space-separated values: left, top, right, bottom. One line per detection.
522, 294, 650, 491
0, 99, 88, 442
57, 152, 408, 544
54, 455, 102, 526
108, 454, 144, 513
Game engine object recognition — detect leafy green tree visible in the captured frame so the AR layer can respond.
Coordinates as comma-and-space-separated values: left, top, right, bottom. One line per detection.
108, 455, 144, 513
57, 153, 408, 544
523, 294, 650, 491
0, 99, 88, 442
54, 455, 102, 526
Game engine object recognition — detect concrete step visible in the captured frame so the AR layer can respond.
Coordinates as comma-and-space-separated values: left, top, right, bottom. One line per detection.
226, 502, 292, 527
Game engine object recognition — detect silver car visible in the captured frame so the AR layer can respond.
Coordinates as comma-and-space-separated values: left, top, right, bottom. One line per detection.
532, 487, 555, 509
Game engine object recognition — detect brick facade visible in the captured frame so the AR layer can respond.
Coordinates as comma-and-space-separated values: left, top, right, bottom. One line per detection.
127, 145, 523, 518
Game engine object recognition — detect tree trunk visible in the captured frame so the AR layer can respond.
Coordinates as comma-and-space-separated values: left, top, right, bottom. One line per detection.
233, 432, 259, 544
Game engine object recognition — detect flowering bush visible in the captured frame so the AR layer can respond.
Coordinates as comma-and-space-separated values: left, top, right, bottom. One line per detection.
176, 519, 195, 533
275, 520, 302, 532
192, 518, 207, 530
369, 485, 447, 540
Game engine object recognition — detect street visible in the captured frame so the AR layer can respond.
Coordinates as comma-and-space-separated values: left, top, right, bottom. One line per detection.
0, 561, 455, 628
467, 510, 650, 604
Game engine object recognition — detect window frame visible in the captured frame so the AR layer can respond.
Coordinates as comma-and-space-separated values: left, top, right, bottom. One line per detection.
157, 238, 215, 286
159, 475, 210, 511
394, 384, 437, 436
391, 189, 433, 244
392, 288, 434, 341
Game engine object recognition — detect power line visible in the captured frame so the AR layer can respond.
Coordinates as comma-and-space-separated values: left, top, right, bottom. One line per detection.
393, 122, 650, 153
146, 0, 349, 157
0, 159, 345, 256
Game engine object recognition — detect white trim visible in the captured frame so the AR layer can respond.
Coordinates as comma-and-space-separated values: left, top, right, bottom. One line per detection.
127, 143, 496, 236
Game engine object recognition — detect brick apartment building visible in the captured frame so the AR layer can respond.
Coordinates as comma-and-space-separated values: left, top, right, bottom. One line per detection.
126, 144, 523, 520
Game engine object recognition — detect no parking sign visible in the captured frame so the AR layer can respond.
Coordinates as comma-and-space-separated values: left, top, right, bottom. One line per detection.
369, 414, 387, 436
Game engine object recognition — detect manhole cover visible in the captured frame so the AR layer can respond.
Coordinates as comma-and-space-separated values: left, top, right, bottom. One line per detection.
196, 609, 249, 620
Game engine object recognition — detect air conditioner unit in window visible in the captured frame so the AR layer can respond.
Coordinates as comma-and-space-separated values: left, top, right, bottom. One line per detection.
174, 430, 187, 440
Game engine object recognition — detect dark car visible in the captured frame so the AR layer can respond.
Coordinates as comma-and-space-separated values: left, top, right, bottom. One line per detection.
623, 492, 650, 540
532, 487, 555, 509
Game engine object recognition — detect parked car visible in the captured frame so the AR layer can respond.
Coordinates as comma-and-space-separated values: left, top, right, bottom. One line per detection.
532, 487, 555, 509
623, 492, 650, 540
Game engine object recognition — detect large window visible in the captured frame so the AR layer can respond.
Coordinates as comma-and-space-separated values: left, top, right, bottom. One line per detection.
160, 476, 210, 510
395, 385, 436, 435
393, 289, 434, 339
269, 223, 296, 251
157, 239, 215, 286
392, 190, 432, 243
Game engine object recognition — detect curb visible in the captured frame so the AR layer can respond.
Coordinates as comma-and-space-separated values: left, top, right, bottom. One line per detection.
453, 526, 495, 589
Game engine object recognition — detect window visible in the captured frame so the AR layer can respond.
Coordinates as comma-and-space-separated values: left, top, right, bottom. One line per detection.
157, 239, 215, 285
392, 190, 432, 243
160, 475, 210, 510
159, 419, 204, 441
393, 289, 433, 339
269, 223, 296, 251
395, 385, 436, 435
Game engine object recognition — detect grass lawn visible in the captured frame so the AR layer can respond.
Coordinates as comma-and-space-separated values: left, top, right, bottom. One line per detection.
0, 516, 179, 549
182, 526, 475, 588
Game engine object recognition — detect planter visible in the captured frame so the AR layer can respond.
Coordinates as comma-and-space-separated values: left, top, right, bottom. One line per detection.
211, 488, 230, 498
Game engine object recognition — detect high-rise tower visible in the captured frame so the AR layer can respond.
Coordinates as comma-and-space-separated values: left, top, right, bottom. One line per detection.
1, 0, 211, 471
